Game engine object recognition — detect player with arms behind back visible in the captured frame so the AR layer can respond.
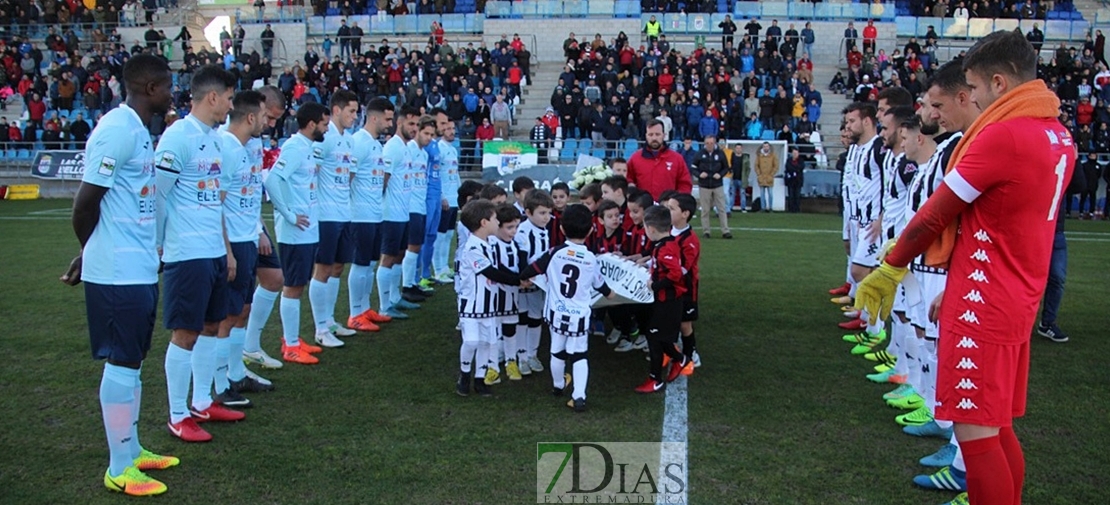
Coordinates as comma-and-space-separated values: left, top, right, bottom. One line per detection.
856, 31, 1075, 505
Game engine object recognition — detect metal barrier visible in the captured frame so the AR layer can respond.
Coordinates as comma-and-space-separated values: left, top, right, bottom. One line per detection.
483, 1, 897, 20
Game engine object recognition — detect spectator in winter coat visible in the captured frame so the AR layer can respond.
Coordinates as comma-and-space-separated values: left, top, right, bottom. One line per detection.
1077, 97, 1094, 126
746, 113, 764, 140
698, 109, 719, 139
685, 99, 705, 137
783, 147, 805, 213
754, 142, 779, 212
475, 117, 495, 141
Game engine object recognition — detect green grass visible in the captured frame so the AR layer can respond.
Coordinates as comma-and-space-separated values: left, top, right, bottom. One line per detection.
0, 200, 1108, 504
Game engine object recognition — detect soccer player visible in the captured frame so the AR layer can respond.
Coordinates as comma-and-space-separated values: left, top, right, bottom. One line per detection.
309, 89, 359, 348
418, 109, 452, 287
264, 102, 331, 365
840, 102, 888, 354
590, 199, 625, 255
379, 106, 422, 315
855, 31, 1074, 505
635, 205, 693, 394
430, 117, 461, 284
214, 90, 274, 410
663, 192, 702, 369
490, 204, 525, 381
236, 86, 288, 382
548, 182, 570, 246
514, 189, 555, 376
347, 96, 396, 331
520, 204, 614, 412
62, 53, 178, 496
600, 175, 634, 230
399, 115, 436, 302
454, 200, 521, 396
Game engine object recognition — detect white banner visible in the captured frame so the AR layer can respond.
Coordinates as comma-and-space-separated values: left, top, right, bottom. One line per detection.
529, 253, 653, 308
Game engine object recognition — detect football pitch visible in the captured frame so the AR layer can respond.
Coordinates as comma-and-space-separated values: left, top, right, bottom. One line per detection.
1, 199, 1107, 505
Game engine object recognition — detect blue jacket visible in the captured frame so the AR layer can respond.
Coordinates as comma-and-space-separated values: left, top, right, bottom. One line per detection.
806, 103, 821, 124
698, 116, 719, 138
740, 54, 754, 74
686, 104, 705, 128
463, 92, 479, 113
746, 119, 764, 139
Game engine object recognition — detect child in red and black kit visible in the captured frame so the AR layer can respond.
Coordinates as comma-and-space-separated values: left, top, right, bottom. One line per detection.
601, 175, 635, 231
660, 191, 701, 368
590, 200, 626, 254
613, 189, 655, 352
635, 205, 692, 393
547, 182, 570, 246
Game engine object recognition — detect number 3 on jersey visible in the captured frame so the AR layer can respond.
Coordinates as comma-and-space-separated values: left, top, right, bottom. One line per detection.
560, 264, 580, 298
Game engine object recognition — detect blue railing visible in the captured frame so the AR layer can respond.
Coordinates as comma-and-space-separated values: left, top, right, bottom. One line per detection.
895, 15, 1090, 41
483, 1, 897, 20
306, 13, 484, 36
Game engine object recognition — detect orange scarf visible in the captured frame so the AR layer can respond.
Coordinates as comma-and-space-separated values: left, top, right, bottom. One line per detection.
923, 79, 1061, 268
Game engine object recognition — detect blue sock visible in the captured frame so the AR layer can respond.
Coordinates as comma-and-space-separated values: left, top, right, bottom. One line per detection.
213, 337, 231, 394
244, 286, 278, 353
401, 250, 419, 288
227, 327, 247, 382
325, 276, 341, 324
101, 363, 138, 477
190, 336, 218, 411
309, 279, 330, 332
433, 231, 453, 275
164, 343, 192, 424
129, 365, 142, 460
280, 296, 301, 347
420, 240, 435, 279
376, 264, 392, 310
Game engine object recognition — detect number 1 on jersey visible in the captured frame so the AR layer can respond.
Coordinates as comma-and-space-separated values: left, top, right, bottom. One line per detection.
1047, 154, 1067, 221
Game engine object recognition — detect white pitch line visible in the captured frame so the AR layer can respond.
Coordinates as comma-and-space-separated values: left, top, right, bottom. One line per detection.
657, 375, 689, 505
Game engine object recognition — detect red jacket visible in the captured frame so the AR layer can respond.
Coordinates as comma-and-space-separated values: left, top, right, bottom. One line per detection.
863, 25, 877, 41
1077, 101, 1094, 125
627, 146, 693, 201
476, 123, 494, 140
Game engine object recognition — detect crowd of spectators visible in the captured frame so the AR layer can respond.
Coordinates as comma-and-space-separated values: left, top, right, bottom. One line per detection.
0, 0, 185, 29
311, 0, 475, 17
905, 0, 1074, 20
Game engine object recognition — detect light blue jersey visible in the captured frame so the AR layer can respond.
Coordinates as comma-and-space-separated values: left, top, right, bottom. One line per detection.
381, 135, 411, 222
424, 138, 442, 210
438, 138, 460, 207
350, 128, 385, 223
268, 133, 321, 244
218, 130, 262, 243
155, 114, 226, 263
315, 121, 354, 222
80, 104, 158, 285
408, 139, 428, 215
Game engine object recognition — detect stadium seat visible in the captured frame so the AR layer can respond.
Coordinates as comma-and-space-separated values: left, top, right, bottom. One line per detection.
761, 131, 775, 141
4, 149, 15, 159
16, 149, 30, 159
562, 139, 578, 160
578, 138, 592, 157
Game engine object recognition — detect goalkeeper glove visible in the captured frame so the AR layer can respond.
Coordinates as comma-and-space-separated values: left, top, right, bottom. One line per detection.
854, 261, 909, 325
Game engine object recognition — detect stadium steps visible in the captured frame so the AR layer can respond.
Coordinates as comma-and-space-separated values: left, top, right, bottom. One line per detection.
1071, 0, 1103, 24
507, 62, 558, 140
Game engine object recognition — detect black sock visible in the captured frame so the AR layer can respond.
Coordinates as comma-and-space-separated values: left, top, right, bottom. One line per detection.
648, 340, 664, 381
682, 332, 697, 359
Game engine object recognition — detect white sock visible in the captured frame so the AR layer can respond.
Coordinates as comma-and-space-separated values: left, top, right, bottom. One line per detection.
377, 264, 393, 310
349, 264, 370, 315
129, 366, 142, 459
164, 342, 192, 424
572, 359, 589, 400
389, 265, 403, 306
924, 339, 939, 415
365, 261, 377, 310
907, 337, 923, 393
528, 323, 542, 360
892, 319, 911, 377
433, 231, 451, 274
309, 279, 330, 332
227, 327, 247, 382
280, 296, 302, 347
100, 363, 138, 477
848, 278, 859, 299
951, 434, 966, 471
190, 335, 218, 411
474, 342, 490, 378
213, 337, 230, 394
502, 327, 518, 364
550, 357, 566, 388
325, 276, 341, 325
459, 341, 478, 373
244, 286, 278, 353
865, 312, 884, 336
401, 250, 419, 288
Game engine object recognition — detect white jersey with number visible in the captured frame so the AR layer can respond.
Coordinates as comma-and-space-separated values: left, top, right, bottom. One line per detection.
529, 242, 607, 337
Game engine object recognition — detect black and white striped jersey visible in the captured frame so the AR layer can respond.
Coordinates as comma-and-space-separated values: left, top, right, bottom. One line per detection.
842, 143, 858, 217
906, 131, 962, 270
514, 219, 550, 293
454, 234, 503, 319
882, 151, 917, 241
489, 236, 524, 315
521, 242, 611, 337
850, 135, 885, 224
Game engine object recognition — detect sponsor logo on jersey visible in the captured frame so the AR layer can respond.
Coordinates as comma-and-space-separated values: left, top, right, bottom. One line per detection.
970, 249, 991, 263
956, 357, 978, 370
956, 378, 978, 390
967, 269, 989, 283
962, 290, 984, 304
957, 310, 980, 325
956, 336, 979, 349
973, 229, 992, 243
956, 398, 978, 410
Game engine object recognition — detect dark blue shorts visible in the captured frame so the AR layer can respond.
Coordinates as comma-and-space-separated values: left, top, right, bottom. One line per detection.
257, 227, 281, 270
279, 242, 317, 287
380, 220, 408, 257
162, 257, 229, 331
85, 283, 158, 363
351, 222, 382, 266
438, 207, 458, 233
407, 212, 427, 246
228, 241, 259, 316
316, 221, 354, 265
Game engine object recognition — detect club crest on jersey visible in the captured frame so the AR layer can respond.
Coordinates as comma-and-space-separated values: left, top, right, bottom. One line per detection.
97, 156, 117, 176
313, 147, 323, 159
206, 160, 221, 175
665, 161, 673, 171
156, 152, 176, 171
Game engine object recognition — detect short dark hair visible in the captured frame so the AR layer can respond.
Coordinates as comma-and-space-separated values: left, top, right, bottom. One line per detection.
229, 90, 265, 123
886, 105, 917, 125
963, 29, 1037, 83
672, 193, 697, 221
398, 105, 422, 119
627, 188, 654, 209
560, 204, 594, 239
428, 107, 448, 118
524, 189, 555, 212
122, 54, 170, 94
479, 183, 507, 201
601, 175, 629, 194
367, 96, 394, 115
900, 114, 923, 132
643, 205, 671, 232
876, 87, 914, 108
578, 182, 602, 202
512, 176, 536, 194
645, 118, 664, 132
843, 102, 877, 123
258, 85, 286, 109
460, 199, 496, 232
608, 157, 627, 166
458, 180, 484, 207
296, 102, 330, 130
927, 60, 970, 96
597, 199, 620, 217
190, 65, 237, 101
658, 189, 680, 203
329, 89, 358, 110
550, 182, 571, 196
495, 203, 521, 227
